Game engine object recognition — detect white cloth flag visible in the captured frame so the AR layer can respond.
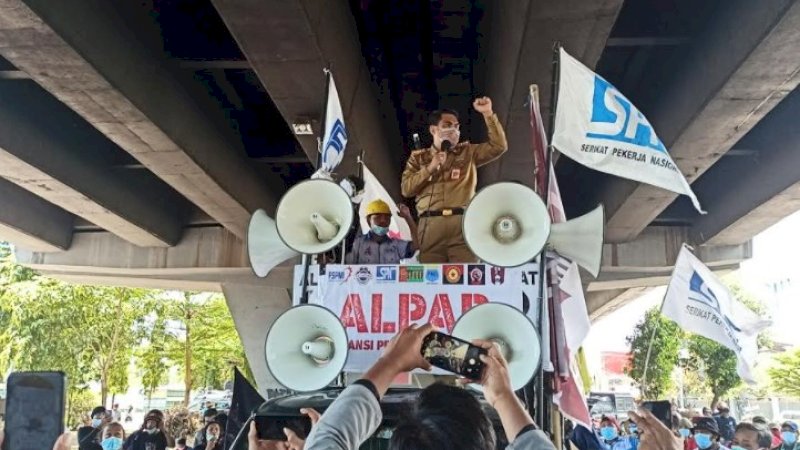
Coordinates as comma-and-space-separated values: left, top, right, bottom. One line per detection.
662, 247, 771, 383
320, 73, 348, 173
552, 48, 705, 213
359, 163, 413, 241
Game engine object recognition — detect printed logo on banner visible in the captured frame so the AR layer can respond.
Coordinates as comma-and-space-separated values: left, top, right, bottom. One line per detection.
425, 267, 440, 284
443, 265, 464, 285
376, 266, 397, 282
689, 271, 742, 332
399, 265, 424, 282
490, 267, 505, 285
468, 265, 485, 285
355, 267, 372, 285
328, 270, 346, 282
587, 76, 667, 154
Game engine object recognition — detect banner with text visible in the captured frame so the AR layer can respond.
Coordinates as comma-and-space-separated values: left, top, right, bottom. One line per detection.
293, 263, 540, 372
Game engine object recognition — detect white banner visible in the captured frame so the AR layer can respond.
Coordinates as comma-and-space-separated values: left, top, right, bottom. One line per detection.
662, 247, 771, 383
552, 48, 705, 213
320, 73, 348, 173
293, 264, 541, 373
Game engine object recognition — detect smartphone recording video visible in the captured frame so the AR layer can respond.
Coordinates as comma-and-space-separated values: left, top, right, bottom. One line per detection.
254, 415, 312, 441
421, 331, 487, 379
641, 400, 672, 429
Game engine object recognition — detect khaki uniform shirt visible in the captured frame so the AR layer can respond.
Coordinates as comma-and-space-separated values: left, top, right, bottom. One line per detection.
401, 114, 508, 213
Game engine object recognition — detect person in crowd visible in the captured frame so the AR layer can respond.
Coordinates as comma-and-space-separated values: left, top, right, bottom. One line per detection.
196, 421, 225, 450
769, 423, 783, 449
731, 422, 773, 450
101, 422, 126, 450
111, 404, 122, 422
345, 199, 418, 264
123, 410, 169, 450
775, 421, 799, 450
79, 406, 112, 450
195, 408, 219, 448
752, 417, 781, 448
678, 417, 696, 450
248, 323, 553, 449
629, 408, 684, 450
703, 408, 714, 418
401, 97, 508, 263
599, 415, 638, 450
691, 417, 729, 450
570, 424, 605, 450
715, 406, 737, 445
176, 438, 188, 450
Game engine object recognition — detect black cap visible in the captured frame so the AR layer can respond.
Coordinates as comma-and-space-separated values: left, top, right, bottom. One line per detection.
91, 406, 107, 418
692, 417, 720, 436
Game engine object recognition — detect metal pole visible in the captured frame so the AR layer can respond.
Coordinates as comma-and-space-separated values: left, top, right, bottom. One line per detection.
535, 41, 561, 429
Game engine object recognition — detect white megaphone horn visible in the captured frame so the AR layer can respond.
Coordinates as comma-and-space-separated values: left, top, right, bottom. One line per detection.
246, 209, 299, 278
463, 182, 604, 275
453, 303, 540, 391
264, 304, 349, 392
275, 179, 354, 254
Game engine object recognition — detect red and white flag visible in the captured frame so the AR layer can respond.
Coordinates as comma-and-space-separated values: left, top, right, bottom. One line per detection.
530, 85, 592, 428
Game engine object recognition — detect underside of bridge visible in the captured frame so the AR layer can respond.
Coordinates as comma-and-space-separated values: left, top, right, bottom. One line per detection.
1, 0, 799, 393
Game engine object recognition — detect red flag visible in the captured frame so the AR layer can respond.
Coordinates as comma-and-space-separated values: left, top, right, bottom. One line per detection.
529, 85, 592, 428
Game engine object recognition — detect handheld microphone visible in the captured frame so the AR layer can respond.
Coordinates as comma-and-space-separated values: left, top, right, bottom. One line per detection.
441, 140, 452, 152
412, 133, 422, 150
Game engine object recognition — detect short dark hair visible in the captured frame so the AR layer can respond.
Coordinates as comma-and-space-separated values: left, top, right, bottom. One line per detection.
203, 408, 219, 418
735, 422, 772, 448
390, 383, 496, 450
91, 406, 107, 418
428, 109, 459, 126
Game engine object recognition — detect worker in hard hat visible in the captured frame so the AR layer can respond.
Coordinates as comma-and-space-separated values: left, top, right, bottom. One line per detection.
345, 199, 419, 264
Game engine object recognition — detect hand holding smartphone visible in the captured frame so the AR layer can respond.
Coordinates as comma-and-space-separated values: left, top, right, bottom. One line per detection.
420, 331, 487, 380
3, 371, 67, 450
641, 400, 672, 429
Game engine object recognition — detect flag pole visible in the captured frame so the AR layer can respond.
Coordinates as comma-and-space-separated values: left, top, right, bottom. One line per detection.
535, 40, 561, 429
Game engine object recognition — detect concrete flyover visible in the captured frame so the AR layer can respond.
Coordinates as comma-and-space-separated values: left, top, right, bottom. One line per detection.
1, 1, 798, 392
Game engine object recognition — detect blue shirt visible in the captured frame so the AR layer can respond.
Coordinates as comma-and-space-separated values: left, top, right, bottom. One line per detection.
345, 232, 414, 264
602, 436, 637, 450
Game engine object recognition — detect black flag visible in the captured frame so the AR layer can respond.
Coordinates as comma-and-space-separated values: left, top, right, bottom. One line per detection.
224, 368, 265, 450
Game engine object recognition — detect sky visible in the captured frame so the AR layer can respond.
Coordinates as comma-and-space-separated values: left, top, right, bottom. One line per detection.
583, 209, 800, 366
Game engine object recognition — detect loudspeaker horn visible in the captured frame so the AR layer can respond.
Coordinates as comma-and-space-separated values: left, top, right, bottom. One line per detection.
452, 303, 540, 391
275, 179, 354, 254
550, 205, 604, 277
462, 182, 551, 268
247, 209, 299, 278
265, 304, 349, 392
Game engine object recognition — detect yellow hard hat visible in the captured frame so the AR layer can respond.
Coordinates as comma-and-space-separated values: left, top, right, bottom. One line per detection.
365, 199, 391, 216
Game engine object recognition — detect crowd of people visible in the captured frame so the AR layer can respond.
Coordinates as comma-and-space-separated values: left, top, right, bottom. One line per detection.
74, 405, 229, 450
563, 402, 799, 450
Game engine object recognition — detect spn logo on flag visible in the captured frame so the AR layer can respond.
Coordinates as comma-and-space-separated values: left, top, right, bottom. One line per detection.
320, 72, 348, 173
552, 47, 705, 214
662, 246, 771, 383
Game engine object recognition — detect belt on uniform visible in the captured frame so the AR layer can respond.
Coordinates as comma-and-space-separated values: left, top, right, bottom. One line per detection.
419, 208, 465, 218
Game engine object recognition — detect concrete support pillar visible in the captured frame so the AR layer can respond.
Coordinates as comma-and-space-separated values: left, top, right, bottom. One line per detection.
222, 283, 292, 398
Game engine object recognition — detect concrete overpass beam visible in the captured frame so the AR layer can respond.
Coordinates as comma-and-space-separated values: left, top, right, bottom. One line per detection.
481, 0, 624, 187
222, 283, 291, 397
0, 178, 73, 252
210, 0, 402, 194
0, 82, 185, 247
602, 0, 800, 242
0, 0, 276, 238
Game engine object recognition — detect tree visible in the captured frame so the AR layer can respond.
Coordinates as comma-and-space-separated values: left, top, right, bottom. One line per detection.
769, 348, 800, 397
136, 301, 174, 406
626, 307, 685, 399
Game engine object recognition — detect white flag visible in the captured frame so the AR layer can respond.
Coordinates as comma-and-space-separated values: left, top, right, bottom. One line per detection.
662, 247, 771, 383
359, 163, 413, 241
320, 73, 348, 173
552, 48, 705, 213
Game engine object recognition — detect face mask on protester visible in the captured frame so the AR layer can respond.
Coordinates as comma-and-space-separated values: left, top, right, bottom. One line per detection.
600, 426, 618, 440
92, 418, 103, 428
206, 433, 217, 442
371, 225, 389, 236
678, 428, 691, 438
101, 437, 123, 450
783, 431, 798, 444
694, 433, 713, 449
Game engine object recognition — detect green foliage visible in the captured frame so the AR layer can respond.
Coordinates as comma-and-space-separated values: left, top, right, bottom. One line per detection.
626, 307, 685, 399
769, 348, 800, 397
687, 335, 741, 407
67, 388, 99, 430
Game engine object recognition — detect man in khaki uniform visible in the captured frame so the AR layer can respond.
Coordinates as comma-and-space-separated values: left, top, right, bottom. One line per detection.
401, 97, 507, 263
